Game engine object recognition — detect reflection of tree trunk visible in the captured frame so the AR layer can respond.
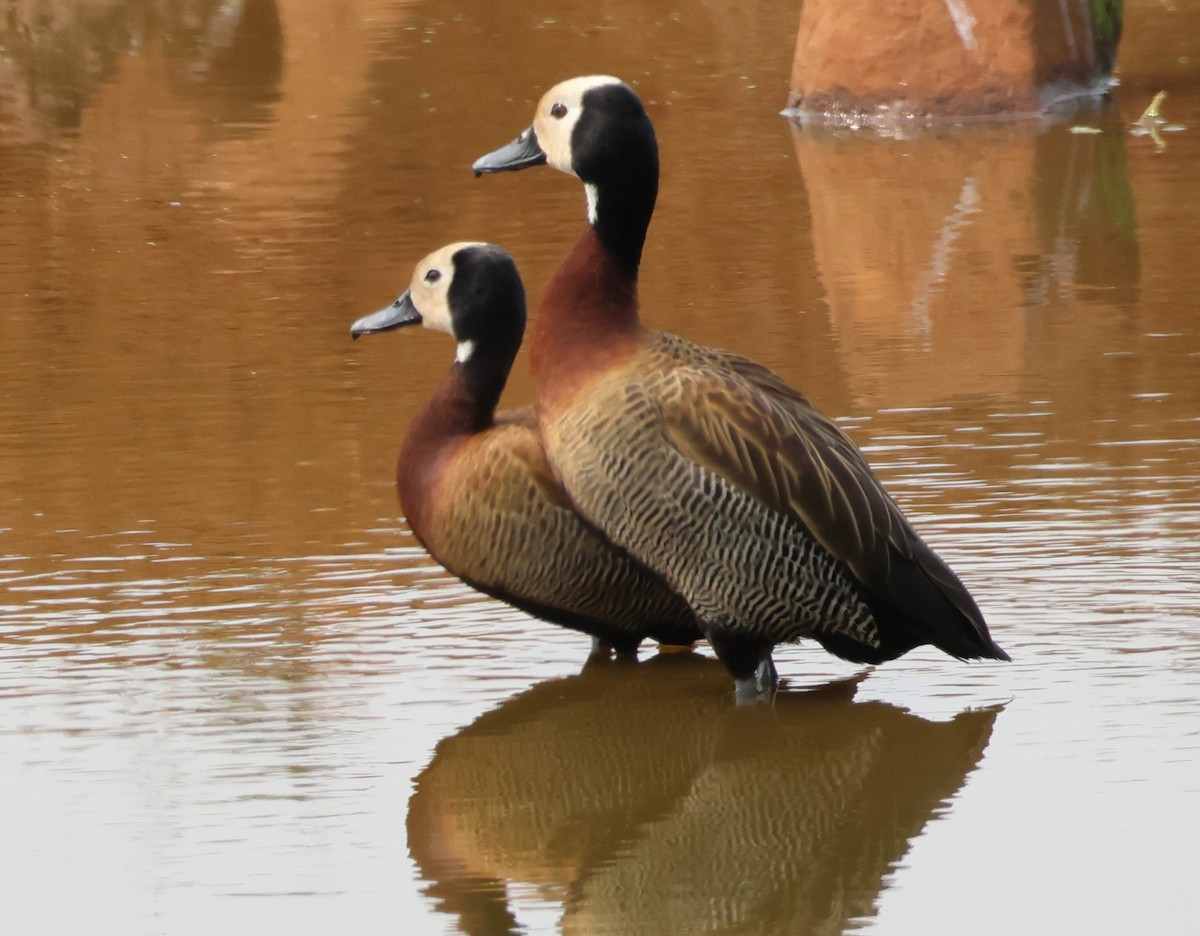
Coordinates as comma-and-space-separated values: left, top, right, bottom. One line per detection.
187, 0, 284, 136
1029, 106, 1139, 309
791, 101, 1138, 409
0, 0, 284, 137
909, 176, 983, 347
789, 0, 1120, 120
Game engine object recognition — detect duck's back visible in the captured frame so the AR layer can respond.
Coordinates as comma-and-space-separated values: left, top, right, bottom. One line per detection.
404, 405, 701, 650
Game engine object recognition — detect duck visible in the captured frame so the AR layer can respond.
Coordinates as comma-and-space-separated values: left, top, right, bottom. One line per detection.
473, 76, 1009, 699
350, 241, 701, 659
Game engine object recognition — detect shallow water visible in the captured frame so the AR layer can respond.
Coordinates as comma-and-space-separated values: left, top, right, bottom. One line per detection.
2, 1, 1199, 933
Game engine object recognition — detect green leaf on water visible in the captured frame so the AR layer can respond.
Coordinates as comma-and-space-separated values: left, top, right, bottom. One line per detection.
1134, 90, 1168, 129
1131, 91, 1170, 151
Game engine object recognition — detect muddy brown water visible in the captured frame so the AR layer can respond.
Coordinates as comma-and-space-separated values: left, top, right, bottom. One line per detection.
2, 1, 1198, 933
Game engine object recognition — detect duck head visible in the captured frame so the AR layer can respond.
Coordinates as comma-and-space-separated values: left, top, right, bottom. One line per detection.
350, 242, 525, 369
473, 76, 659, 277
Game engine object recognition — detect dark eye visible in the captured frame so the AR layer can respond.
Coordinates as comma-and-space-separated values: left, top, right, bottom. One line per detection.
550, 102, 568, 119
424, 268, 441, 284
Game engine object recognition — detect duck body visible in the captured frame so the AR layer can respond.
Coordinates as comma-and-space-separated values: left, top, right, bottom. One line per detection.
353, 242, 701, 656
534, 232, 982, 675
476, 78, 1009, 695
400, 397, 700, 651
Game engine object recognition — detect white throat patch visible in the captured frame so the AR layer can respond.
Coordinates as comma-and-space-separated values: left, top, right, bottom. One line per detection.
455, 340, 476, 364
585, 183, 599, 225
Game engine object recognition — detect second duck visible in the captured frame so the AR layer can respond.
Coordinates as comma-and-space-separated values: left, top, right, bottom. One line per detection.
351, 242, 701, 659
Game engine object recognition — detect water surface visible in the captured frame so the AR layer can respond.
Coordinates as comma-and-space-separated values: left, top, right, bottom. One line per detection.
2, 1, 1199, 933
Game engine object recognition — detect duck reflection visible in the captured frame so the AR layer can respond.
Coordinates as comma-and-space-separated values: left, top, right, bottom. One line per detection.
409, 655, 1001, 935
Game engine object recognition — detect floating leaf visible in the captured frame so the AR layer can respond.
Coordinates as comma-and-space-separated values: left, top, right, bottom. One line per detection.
1134, 90, 1167, 129
1131, 91, 1170, 151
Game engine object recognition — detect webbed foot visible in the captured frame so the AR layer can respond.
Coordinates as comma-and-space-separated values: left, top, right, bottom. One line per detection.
733, 656, 778, 705
655, 641, 697, 654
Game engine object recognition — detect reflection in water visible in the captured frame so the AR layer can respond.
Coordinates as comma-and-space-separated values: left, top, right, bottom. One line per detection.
2, 0, 1199, 932
409, 656, 1001, 935
790, 98, 1140, 410
174, 0, 285, 136
1026, 104, 1139, 309
0, 0, 283, 137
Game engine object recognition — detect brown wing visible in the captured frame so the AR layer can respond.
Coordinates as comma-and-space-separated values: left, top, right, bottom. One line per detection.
653, 338, 912, 587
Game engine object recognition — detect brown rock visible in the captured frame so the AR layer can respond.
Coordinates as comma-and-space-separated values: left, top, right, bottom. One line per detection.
789, 0, 1112, 120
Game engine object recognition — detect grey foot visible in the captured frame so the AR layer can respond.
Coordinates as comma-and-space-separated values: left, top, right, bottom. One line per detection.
733, 656, 779, 705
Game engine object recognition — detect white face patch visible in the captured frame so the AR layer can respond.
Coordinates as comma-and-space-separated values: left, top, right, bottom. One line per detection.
406, 241, 488, 341
532, 74, 626, 177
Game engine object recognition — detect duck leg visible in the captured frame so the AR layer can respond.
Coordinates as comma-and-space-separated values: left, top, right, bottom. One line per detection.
707, 625, 778, 702
584, 635, 640, 668
733, 656, 779, 704
587, 635, 615, 662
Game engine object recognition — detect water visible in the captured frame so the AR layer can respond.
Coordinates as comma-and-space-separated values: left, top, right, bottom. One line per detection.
2, 0, 1199, 933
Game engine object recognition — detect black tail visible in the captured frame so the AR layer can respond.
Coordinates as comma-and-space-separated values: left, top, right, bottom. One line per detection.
820, 540, 1009, 665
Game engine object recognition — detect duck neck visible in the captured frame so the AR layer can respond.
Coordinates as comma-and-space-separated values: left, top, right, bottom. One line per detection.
530, 226, 643, 414
417, 352, 512, 440
587, 160, 657, 281
530, 152, 657, 412
397, 352, 512, 530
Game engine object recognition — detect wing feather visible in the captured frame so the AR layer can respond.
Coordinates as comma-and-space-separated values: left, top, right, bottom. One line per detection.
654, 336, 911, 588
